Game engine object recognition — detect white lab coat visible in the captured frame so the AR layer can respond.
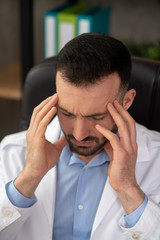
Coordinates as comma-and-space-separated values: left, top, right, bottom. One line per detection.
0, 117, 160, 240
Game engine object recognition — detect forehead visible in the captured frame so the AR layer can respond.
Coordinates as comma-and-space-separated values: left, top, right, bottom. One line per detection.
56, 71, 121, 114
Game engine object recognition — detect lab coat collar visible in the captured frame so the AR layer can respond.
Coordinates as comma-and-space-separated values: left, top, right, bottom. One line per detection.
36, 167, 57, 233
136, 122, 160, 163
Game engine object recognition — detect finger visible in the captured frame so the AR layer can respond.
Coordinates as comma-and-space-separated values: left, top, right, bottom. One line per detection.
107, 102, 132, 150
96, 124, 122, 151
36, 106, 57, 138
113, 100, 136, 146
104, 141, 113, 161
54, 135, 67, 151
112, 100, 137, 152
29, 94, 58, 135
30, 94, 58, 128
96, 124, 137, 167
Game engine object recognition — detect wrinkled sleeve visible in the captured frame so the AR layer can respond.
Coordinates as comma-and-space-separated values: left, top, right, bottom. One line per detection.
6, 181, 37, 208
124, 195, 148, 227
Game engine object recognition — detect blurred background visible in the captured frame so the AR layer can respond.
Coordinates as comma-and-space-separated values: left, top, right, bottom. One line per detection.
0, 0, 160, 140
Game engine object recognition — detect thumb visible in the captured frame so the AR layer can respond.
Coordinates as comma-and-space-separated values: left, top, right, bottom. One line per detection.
54, 135, 67, 151
104, 141, 113, 161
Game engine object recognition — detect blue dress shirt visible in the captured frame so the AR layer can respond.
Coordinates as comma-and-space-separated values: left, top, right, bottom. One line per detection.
52, 145, 108, 240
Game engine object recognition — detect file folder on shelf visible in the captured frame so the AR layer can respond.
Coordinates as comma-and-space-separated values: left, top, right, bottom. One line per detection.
57, 3, 86, 52
77, 6, 111, 35
44, 3, 111, 58
44, 3, 71, 58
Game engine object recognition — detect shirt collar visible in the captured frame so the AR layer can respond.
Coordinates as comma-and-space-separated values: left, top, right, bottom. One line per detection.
60, 144, 109, 168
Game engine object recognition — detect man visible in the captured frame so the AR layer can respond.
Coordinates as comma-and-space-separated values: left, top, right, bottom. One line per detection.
0, 33, 160, 240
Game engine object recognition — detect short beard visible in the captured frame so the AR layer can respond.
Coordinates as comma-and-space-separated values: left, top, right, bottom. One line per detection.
62, 124, 118, 157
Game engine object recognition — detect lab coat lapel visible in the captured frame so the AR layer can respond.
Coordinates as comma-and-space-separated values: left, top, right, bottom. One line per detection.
36, 117, 60, 231
36, 166, 57, 232
91, 177, 118, 237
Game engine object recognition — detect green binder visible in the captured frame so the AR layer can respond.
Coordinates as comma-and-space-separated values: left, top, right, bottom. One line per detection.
57, 3, 86, 52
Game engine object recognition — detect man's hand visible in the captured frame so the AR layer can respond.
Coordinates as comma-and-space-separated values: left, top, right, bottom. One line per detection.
14, 94, 67, 198
96, 100, 145, 214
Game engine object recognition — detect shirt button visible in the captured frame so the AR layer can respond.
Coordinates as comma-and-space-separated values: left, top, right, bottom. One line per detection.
78, 205, 84, 210
4, 208, 13, 218
49, 232, 52, 239
132, 232, 140, 239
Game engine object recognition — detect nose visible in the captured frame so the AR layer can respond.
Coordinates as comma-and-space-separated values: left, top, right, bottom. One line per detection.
73, 117, 90, 141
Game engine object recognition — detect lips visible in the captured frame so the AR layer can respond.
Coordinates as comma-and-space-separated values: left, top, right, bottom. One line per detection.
71, 139, 94, 147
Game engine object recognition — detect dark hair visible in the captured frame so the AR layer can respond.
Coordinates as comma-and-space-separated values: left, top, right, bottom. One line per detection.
56, 33, 131, 90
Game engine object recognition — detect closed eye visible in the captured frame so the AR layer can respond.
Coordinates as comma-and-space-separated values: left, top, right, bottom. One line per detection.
86, 112, 109, 121
91, 115, 106, 121
61, 111, 74, 118
57, 105, 74, 117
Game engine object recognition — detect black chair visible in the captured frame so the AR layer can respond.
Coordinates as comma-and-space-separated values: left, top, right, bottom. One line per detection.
20, 56, 160, 132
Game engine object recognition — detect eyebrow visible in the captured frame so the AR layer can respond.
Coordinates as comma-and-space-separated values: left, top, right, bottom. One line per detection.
57, 105, 109, 118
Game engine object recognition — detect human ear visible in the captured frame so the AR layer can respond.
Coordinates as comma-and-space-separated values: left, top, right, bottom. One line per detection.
122, 89, 136, 110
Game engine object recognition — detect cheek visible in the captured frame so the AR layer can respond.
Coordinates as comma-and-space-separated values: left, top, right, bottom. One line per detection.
57, 114, 73, 133
96, 116, 115, 133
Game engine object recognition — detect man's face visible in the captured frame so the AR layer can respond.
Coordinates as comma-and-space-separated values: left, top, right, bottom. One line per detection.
56, 71, 122, 162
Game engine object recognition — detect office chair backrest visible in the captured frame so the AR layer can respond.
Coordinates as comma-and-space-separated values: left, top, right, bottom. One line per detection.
129, 57, 160, 131
20, 56, 160, 132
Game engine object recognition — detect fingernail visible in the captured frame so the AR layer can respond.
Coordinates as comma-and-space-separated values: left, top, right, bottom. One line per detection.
53, 93, 58, 98
96, 124, 101, 129
114, 100, 119, 105
51, 93, 58, 100
108, 103, 114, 108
